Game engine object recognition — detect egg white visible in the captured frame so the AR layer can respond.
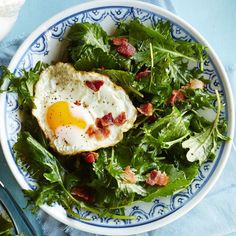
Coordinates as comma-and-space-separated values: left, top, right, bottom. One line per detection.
32, 63, 137, 155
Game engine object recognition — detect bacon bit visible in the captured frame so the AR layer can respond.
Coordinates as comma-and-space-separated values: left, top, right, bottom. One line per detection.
94, 129, 104, 141
93, 127, 110, 140
112, 37, 128, 46
86, 125, 102, 140
137, 103, 153, 117
85, 80, 104, 92
84, 152, 98, 163
146, 170, 169, 186
135, 68, 151, 80
116, 43, 136, 58
99, 126, 110, 138
86, 125, 96, 137
122, 166, 137, 184
86, 125, 110, 140
74, 100, 81, 106
96, 112, 127, 128
100, 112, 114, 127
87, 112, 125, 139
169, 90, 185, 106
114, 112, 127, 126
96, 113, 114, 129
112, 37, 136, 58
86, 125, 95, 137
71, 186, 95, 203
95, 118, 103, 128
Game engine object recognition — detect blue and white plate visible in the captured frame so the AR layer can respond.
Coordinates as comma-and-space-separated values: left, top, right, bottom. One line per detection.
0, 0, 234, 234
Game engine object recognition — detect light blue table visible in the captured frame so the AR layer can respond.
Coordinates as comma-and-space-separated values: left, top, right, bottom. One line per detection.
0, 1, 236, 235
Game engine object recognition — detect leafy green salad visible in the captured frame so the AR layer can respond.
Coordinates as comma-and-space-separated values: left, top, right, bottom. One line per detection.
0, 19, 229, 219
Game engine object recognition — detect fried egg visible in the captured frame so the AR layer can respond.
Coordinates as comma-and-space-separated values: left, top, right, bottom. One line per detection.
32, 63, 137, 155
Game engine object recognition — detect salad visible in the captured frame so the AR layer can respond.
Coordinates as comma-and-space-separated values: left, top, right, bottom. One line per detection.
0, 19, 229, 220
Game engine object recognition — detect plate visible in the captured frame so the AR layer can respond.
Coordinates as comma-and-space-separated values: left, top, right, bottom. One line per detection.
0, 0, 234, 234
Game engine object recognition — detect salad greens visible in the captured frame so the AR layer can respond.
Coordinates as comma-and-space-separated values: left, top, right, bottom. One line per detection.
0, 213, 14, 236
0, 19, 229, 219
0, 62, 48, 111
182, 90, 229, 164
0, 205, 24, 236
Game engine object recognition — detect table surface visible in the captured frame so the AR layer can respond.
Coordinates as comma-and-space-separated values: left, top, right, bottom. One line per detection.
0, 0, 236, 235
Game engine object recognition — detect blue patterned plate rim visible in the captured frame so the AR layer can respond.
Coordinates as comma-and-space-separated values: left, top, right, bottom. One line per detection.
0, 0, 234, 235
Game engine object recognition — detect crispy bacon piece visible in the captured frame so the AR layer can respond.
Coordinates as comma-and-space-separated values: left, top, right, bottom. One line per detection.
116, 43, 136, 58
86, 125, 110, 140
99, 112, 114, 127
137, 103, 153, 117
112, 37, 128, 46
71, 186, 95, 203
86, 125, 103, 140
84, 152, 98, 163
87, 112, 126, 139
169, 90, 185, 106
94, 129, 104, 141
97, 112, 127, 127
100, 126, 110, 138
74, 100, 81, 106
86, 125, 96, 137
146, 170, 169, 186
93, 127, 110, 140
96, 112, 114, 130
95, 118, 103, 128
112, 37, 136, 58
114, 112, 127, 126
122, 166, 137, 184
85, 80, 104, 92
135, 68, 151, 80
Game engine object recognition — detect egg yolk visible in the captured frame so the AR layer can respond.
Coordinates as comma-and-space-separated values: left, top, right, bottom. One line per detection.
46, 101, 86, 134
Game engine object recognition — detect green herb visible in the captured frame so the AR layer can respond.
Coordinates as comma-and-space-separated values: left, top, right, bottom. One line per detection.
0, 62, 47, 110
67, 22, 110, 54
182, 90, 230, 164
